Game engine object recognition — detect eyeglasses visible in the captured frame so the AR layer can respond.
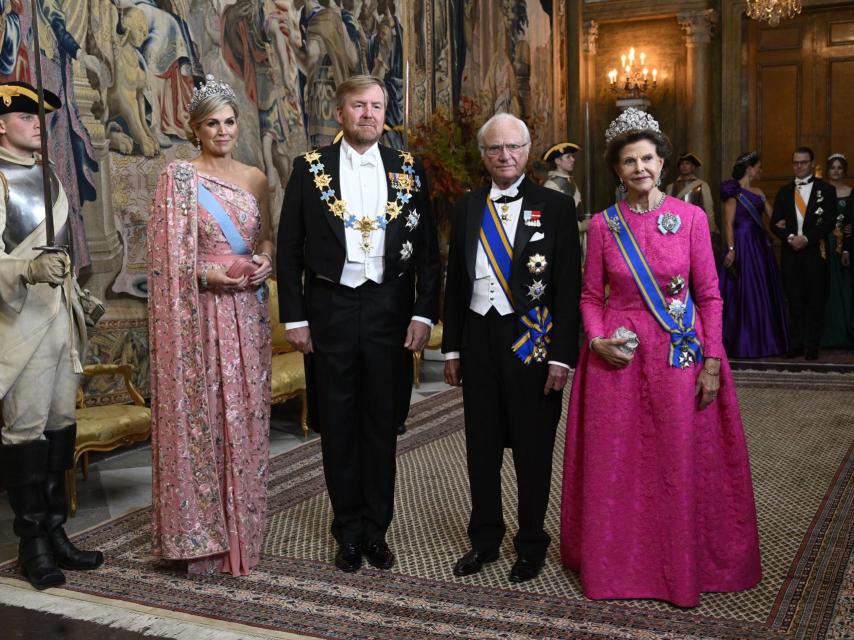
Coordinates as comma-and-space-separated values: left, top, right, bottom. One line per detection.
481, 142, 530, 157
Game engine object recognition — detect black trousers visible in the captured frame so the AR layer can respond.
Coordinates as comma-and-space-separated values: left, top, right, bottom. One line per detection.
459, 309, 562, 561
306, 276, 411, 544
781, 248, 827, 351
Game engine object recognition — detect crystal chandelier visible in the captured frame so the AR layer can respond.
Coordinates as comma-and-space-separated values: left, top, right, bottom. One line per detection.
746, 0, 802, 27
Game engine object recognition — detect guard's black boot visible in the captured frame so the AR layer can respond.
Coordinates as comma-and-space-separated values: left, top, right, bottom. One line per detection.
44, 425, 104, 570
1, 440, 65, 589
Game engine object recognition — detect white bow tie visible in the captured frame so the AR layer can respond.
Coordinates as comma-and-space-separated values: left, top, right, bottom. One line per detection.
490, 188, 519, 200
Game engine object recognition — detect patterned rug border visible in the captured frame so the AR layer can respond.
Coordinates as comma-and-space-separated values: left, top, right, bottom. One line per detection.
768, 440, 854, 636
1, 372, 851, 639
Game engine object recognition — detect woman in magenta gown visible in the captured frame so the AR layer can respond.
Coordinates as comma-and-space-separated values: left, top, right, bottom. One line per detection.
719, 152, 789, 357
560, 109, 761, 608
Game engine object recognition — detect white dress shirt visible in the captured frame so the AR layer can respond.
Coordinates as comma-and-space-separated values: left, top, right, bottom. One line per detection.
445, 175, 568, 369
286, 140, 431, 330
339, 140, 387, 287
794, 177, 814, 236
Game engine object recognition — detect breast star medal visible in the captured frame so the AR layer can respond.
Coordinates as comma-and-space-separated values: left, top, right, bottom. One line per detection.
657, 211, 681, 235
527, 254, 547, 275
405, 209, 420, 231
666, 275, 685, 296
526, 279, 547, 301
399, 241, 413, 262
668, 299, 686, 320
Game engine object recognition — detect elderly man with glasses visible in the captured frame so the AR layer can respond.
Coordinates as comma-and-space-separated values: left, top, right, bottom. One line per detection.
442, 113, 581, 583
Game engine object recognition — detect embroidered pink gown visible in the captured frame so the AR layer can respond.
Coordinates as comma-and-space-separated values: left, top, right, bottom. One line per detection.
560, 197, 761, 608
148, 162, 271, 576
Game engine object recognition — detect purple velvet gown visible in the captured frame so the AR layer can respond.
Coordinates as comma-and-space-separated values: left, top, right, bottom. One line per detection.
718, 181, 789, 358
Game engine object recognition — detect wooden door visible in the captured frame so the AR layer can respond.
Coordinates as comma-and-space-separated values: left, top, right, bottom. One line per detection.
745, 6, 854, 200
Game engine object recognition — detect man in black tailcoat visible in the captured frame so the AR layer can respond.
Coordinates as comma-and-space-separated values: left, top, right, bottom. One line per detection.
442, 113, 581, 583
277, 75, 439, 572
771, 146, 837, 360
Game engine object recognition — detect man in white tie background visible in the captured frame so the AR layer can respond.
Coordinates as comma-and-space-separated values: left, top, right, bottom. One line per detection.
442, 113, 581, 583
771, 146, 837, 360
277, 75, 439, 573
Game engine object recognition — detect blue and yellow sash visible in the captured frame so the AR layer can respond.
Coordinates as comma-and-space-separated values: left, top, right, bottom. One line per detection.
511, 306, 553, 364
479, 199, 514, 305
602, 204, 702, 368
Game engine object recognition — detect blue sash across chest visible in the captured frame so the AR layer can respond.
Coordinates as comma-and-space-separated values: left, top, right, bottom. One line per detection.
602, 204, 702, 368
198, 181, 264, 302
736, 190, 765, 231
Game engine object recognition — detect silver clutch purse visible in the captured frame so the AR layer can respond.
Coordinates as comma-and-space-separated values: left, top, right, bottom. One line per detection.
611, 326, 639, 356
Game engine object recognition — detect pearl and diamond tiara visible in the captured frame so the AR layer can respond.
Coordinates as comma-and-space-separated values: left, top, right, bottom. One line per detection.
187, 74, 237, 115
604, 107, 661, 144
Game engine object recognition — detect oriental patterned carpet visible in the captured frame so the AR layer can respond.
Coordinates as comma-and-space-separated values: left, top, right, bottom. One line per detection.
1, 370, 852, 639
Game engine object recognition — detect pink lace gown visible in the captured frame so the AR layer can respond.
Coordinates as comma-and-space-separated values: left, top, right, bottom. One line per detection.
560, 197, 762, 608
148, 163, 271, 577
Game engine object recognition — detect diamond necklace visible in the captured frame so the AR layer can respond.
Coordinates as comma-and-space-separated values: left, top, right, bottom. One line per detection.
627, 191, 666, 214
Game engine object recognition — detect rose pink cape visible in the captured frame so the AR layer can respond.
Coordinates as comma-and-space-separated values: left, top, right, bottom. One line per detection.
147, 161, 270, 575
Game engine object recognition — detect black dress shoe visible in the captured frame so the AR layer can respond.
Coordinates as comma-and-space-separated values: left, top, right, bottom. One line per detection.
509, 556, 544, 583
453, 548, 499, 576
804, 348, 819, 361
334, 542, 362, 572
785, 347, 804, 359
397, 424, 407, 436
362, 539, 395, 569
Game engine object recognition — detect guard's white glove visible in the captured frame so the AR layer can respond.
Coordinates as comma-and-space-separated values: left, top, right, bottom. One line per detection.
25, 252, 69, 286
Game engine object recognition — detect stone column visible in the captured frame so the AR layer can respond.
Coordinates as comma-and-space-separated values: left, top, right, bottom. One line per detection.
582, 20, 599, 215
552, 0, 568, 141
678, 9, 717, 169
565, 1, 583, 146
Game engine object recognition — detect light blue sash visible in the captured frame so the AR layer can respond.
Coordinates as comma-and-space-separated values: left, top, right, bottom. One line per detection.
198, 181, 264, 301
602, 204, 702, 368
198, 182, 250, 255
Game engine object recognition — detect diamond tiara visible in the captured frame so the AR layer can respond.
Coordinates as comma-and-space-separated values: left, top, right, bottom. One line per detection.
735, 150, 758, 166
828, 153, 847, 163
187, 74, 237, 115
605, 107, 661, 144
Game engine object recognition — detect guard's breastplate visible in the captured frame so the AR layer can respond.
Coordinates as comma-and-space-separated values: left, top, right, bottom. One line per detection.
0, 158, 63, 252
549, 174, 576, 198
683, 184, 704, 208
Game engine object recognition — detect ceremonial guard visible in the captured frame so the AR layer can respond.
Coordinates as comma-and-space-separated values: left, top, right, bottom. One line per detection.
543, 142, 589, 259
0, 81, 103, 589
543, 142, 582, 210
665, 153, 717, 239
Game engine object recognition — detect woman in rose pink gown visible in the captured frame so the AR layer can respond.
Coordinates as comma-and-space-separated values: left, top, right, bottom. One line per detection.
147, 77, 273, 576
560, 111, 761, 608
